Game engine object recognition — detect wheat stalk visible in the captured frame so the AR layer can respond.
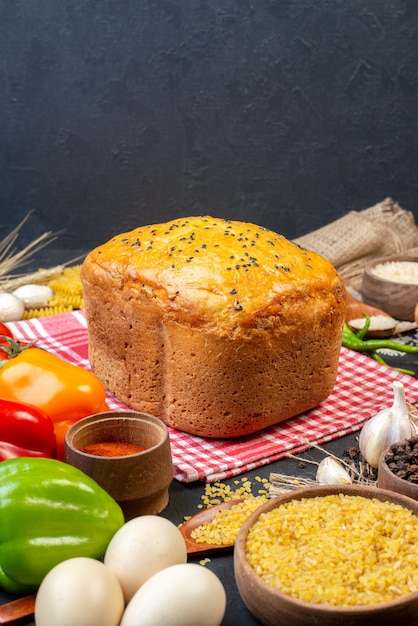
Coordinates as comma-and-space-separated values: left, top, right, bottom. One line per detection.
0, 211, 63, 279
0, 211, 79, 290
268, 441, 377, 497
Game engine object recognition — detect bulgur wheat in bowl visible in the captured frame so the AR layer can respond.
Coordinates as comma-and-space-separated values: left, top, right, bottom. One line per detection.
234, 484, 418, 626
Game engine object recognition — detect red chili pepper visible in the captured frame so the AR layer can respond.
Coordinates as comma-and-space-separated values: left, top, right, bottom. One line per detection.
0, 398, 57, 460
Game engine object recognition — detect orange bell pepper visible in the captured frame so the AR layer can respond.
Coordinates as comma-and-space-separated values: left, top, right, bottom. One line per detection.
0, 348, 109, 460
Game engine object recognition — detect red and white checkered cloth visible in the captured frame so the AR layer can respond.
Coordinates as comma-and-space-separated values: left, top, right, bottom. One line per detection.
8, 311, 418, 483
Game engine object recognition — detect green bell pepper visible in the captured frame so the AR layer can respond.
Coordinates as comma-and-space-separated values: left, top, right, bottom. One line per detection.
0, 457, 124, 593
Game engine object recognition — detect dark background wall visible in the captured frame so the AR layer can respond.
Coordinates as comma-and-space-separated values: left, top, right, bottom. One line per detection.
1, 1, 418, 265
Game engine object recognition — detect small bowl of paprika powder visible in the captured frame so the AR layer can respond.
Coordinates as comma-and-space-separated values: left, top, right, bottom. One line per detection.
377, 437, 418, 501
65, 411, 174, 521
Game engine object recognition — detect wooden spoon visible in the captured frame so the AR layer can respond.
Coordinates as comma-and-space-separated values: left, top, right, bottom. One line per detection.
344, 290, 397, 338
0, 594, 36, 625
0, 499, 244, 624
179, 498, 243, 555
345, 290, 392, 322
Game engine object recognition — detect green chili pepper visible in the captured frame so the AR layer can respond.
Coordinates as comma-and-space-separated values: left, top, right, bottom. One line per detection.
354, 314, 371, 341
369, 351, 416, 377
0, 457, 124, 593
342, 323, 418, 354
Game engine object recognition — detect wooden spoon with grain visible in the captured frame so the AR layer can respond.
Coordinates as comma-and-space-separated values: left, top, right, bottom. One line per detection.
0, 499, 244, 624
179, 498, 243, 555
345, 290, 397, 338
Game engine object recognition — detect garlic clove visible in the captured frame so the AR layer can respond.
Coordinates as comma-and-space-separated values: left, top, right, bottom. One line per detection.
359, 409, 392, 470
359, 381, 415, 469
0, 293, 25, 322
316, 457, 352, 485
12, 284, 54, 309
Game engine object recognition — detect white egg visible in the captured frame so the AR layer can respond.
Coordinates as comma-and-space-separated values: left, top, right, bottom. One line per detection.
120, 563, 226, 626
34, 557, 125, 626
104, 515, 187, 602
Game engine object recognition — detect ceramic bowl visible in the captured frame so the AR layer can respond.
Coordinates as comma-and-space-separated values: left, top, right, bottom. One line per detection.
65, 411, 173, 521
234, 484, 418, 626
378, 444, 418, 501
361, 255, 418, 321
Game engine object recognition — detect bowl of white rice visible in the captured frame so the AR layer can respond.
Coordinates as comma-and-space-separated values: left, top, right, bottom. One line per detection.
361, 255, 418, 321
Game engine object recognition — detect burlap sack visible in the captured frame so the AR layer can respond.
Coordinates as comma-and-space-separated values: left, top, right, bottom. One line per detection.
294, 197, 418, 291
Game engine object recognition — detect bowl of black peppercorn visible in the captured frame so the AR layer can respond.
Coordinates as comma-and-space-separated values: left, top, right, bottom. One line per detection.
378, 437, 418, 501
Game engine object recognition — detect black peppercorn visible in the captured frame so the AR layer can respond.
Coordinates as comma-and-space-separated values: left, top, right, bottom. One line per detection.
384, 437, 418, 483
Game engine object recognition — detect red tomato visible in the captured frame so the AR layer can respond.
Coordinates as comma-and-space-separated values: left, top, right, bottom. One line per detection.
0, 323, 14, 340
0, 323, 17, 362
0, 337, 36, 365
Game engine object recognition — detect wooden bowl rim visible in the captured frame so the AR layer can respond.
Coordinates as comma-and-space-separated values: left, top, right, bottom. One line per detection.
65, 410, 170, 459
234, 484, 418, 615
378, 446, 418, 494
363, 255, 418, 287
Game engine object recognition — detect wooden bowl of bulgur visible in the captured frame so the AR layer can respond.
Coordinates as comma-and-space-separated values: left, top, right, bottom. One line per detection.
234, 485, 418, 626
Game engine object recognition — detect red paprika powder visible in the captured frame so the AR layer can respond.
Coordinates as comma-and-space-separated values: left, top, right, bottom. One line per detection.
80, 441, 145, 457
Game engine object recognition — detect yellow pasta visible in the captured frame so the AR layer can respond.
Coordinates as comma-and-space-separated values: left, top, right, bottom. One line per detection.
48, 265, 83, 297
48, 294, 84, 309
22, 305, 74, 319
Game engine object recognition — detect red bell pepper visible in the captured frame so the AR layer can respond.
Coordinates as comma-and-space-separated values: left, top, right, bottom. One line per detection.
0, 398, 56, 460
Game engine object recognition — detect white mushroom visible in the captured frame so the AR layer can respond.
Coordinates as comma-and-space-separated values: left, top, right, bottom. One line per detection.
0, 293, 25, 322
12, 284, 54, 309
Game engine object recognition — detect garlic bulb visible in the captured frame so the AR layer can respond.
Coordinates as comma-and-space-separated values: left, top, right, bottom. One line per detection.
359, 380, 415, 469
0, 293, 25, 322
12, 284, 54, 309
316, 457, 352, 485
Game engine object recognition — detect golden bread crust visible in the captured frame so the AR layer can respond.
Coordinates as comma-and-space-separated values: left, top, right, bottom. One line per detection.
81, 216, 346, 437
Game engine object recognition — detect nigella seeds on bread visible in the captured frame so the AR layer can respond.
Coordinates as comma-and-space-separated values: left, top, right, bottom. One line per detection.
81, 216, 346, 438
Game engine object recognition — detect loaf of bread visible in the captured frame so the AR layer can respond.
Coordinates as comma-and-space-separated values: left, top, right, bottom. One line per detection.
81, 216, 346, 438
